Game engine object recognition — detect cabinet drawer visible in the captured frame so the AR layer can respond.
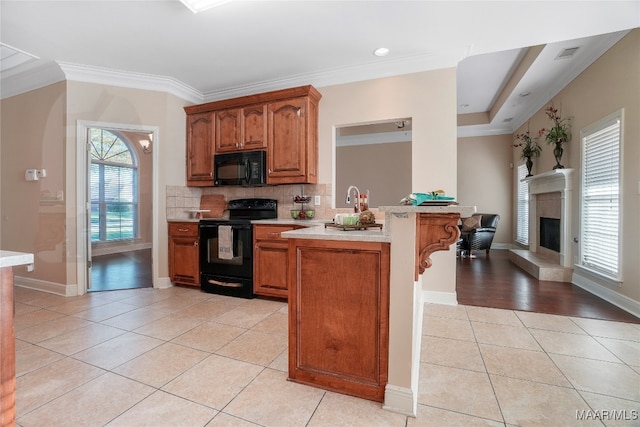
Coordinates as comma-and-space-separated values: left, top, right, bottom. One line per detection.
169, 222, 199, 237
254, 224, 301, 241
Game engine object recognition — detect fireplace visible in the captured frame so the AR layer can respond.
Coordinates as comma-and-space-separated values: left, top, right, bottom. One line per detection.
539, 217, 560, 252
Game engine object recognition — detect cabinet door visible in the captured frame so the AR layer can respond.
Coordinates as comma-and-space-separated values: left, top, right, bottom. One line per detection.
215, 108, 242, 153
168, 223, 200, 286
242, 104, 267, 150
254, 241, 289, 298
186, 112, 214, 185
267, 97, 307, 184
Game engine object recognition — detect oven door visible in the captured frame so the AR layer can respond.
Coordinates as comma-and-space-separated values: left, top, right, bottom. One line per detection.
199, 221, 253, 279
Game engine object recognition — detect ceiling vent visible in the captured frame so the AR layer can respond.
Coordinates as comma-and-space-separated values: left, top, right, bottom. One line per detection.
555, 46, 580, 60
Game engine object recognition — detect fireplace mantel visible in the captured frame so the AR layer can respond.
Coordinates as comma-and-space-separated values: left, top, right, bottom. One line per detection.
524, 168, 574, 195
524, 168, 574, 268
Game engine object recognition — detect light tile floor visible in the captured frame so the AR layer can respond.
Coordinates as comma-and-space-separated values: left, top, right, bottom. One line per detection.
13, 286, 640, 427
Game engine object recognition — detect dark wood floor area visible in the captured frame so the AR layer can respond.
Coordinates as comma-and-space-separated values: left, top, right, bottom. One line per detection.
90, 249, 152, 292
457, 249, 639, 324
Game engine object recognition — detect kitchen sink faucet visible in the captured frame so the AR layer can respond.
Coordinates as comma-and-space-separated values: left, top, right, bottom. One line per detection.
345, 185, 361, 213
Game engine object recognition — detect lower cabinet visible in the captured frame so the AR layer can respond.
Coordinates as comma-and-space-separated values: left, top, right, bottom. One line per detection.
287, 238, 390, 402
168, 222, 200, 287
253, 224, 303, 298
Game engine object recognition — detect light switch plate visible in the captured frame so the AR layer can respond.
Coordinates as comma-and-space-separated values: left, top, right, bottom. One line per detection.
314, 195, 321, 206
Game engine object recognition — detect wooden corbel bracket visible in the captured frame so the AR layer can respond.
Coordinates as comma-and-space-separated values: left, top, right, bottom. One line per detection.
415, 213, 461, 280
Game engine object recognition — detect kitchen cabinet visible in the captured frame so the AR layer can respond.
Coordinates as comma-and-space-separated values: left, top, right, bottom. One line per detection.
267, 95, 319, 185
287, 238, 390, 402
215, 105, 267, 153
184, 85, 321, 186
253, 224, 304, 298
168, 222, 200, 286
186, 112, 215, 186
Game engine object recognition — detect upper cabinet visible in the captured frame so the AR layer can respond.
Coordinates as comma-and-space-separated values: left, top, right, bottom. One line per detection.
186, 112, 214, 186
267, 96, 318, 185
184, 85, 321, 187
215, 105, 267, 153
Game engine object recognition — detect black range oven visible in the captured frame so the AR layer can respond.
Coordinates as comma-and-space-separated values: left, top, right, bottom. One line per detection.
199, 198, 277, 298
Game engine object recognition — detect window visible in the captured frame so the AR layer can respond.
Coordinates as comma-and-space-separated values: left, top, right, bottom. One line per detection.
515, 164, 529, 245
89, 129, 139, 242
580, 111, 622, 280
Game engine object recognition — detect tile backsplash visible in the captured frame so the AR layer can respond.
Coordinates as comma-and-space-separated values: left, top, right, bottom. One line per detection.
166, 184, 335, 220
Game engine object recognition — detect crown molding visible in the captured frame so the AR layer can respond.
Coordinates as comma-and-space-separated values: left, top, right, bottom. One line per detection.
0, 60, 65, 99
56, 62, 203, 104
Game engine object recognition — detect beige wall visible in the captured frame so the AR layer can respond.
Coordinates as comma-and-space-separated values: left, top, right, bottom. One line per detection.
1, 81, 67, 284
457, 134, 513, 245
336, 141, 412, 208
511, 29, 640, 304
318, 69, 459, 293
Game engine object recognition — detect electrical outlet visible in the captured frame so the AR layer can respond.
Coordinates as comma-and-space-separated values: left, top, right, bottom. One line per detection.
314, 195, 321, 206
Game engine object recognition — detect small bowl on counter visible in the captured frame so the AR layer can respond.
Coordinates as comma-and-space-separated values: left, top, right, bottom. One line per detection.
291, 209, 315, 220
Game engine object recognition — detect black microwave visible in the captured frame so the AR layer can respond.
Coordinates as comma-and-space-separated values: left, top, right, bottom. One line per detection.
214, 150, 267, 186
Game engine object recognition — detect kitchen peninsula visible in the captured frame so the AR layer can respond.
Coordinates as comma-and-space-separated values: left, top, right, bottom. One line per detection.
283, 204, 475, 416
1, 251, 35, 426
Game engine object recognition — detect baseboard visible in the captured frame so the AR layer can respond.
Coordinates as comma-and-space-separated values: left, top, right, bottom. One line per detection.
383, 384, 417, 417
572, 273, 640, 319
92, 242, 152, 257
423, 290, 458, 306
492, 243, 512, 250
156, 276, 173, 289
14, 275, 78, 296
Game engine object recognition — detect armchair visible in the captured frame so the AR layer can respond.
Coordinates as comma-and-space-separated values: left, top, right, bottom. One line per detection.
458, 214, 500, 257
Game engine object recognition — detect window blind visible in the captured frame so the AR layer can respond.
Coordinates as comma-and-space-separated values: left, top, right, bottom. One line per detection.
516, 164, 529, 245
581, 116, 620, 279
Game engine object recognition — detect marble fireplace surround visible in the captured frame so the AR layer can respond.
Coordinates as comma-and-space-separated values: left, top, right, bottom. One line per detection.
525, 169, 574, 268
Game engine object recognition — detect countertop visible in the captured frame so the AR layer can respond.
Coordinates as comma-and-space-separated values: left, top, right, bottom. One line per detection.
378, 204, 476, 217
282, 223, 390, 243
0, 250, 34, 268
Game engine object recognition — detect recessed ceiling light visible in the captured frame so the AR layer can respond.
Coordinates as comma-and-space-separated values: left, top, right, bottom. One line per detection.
179, 0, 233, 13
373, 47, 390, 57
519, 92, 530, 97
459, 103, 469, 108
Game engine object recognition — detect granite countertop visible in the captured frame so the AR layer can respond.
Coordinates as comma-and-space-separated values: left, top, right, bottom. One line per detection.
281, 223, 390, 243
0, 250, 34, 268
379, 204, 476, 217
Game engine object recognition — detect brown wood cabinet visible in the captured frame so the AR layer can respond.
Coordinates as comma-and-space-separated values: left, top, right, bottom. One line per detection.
253, 224, 303, 298
267, 96, 319, 185
1, 267, 16, 426
186, 112, 215, 186
215, 105, 267, 153
184, 85, 321, 186
288, 238, 390, 402
168, 222, 200, 286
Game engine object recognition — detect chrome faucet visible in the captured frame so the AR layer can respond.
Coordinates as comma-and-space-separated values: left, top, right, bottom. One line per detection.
345, 185, 361, 213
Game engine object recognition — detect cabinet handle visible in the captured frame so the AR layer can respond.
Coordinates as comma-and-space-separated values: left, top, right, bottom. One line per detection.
178, 228, 189, 232
296, 108, 301, 117
266, 232, 280, 238
194, 240, 198, 247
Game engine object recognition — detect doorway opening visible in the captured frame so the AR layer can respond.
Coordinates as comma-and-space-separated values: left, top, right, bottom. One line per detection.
76, 122, 158, 294
87, 128, 153, 291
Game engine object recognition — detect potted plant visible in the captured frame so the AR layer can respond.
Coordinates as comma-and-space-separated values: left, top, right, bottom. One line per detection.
538, 105, 571, 169
513, 130, 542, 177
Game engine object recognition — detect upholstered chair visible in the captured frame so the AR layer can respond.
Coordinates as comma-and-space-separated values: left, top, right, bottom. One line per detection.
458, 214, 500, 257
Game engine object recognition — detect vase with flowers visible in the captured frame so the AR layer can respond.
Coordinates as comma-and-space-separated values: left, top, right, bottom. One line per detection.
539, 105, 571, 169
513, 129, 542, 177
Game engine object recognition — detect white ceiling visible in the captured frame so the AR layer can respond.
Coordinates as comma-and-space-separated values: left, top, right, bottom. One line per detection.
1, 1, 638, 137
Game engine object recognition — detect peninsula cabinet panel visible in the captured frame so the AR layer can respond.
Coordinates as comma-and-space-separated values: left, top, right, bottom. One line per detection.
168, 222, 200, 287
186, 112, 214, 186
288, 238, 390, 402
267, 96, 319, 185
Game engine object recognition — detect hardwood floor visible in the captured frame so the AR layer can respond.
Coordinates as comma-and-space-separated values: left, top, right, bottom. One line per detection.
456, 249, 639, 324
90, 249, 152, 292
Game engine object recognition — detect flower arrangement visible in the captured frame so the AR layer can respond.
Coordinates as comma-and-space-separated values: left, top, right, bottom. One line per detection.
538, 105, 571, 146
513, 130, 542, 160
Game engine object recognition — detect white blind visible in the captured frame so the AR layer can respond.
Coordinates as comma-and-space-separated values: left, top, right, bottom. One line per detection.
581, 116, 620, 279
516, 164, 529, 245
